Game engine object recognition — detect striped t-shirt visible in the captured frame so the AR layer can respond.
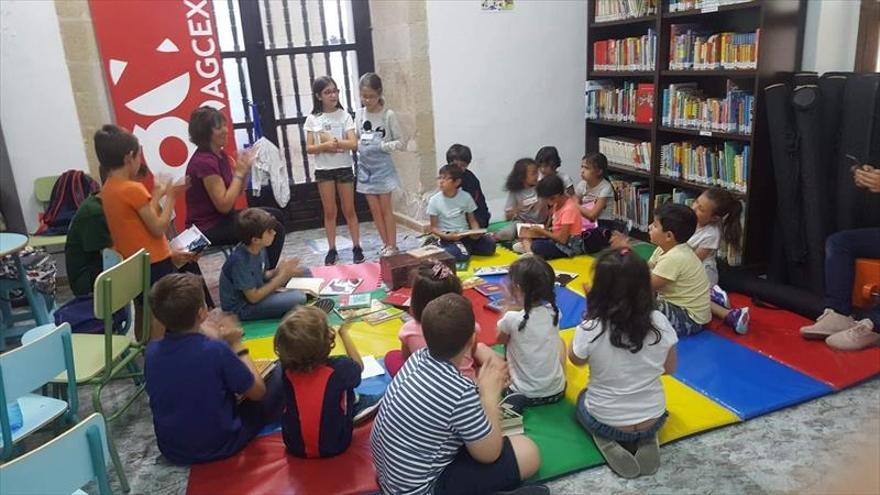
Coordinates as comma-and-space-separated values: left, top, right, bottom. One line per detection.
371, 348, 492, 494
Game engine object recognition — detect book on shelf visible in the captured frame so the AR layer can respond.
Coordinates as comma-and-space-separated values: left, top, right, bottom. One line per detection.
669, 25, 759, 71
660, 80, 753, 134
659, 141, 750, 192
609, 178, 651, 230
585, 80, 644, 123
592, 29, 657, 72
337, 293, 371, 310
599, 136, 652, 172
668, 0, 754, 13
594, 0, 656, 23
635, 83, 655, 123
654, 188, 698, 209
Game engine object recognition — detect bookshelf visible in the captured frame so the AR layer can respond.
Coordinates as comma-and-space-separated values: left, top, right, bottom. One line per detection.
586, 0, 805, 264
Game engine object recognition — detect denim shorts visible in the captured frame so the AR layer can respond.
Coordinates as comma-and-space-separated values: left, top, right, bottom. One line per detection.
314, 167, 355, 183
575, 389, 667, 443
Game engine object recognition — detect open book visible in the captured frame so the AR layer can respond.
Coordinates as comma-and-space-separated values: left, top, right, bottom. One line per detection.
285, 277, 326, 297
320, 278, 363, 296
170, 225, 211, 253
516, 223, 546, 239
448, 228, 487, 237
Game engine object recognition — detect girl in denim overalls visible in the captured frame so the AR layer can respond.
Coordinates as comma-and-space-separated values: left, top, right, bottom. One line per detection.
356, 73, 405, 257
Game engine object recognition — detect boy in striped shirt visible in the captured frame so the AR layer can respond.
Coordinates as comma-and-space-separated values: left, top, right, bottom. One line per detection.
371, 293, 546, 494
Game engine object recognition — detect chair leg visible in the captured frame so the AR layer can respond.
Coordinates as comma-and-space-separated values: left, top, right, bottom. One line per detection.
94, 382, 131, 493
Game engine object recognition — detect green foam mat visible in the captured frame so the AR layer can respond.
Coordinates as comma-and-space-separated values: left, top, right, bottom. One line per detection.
524, 400, 605, 481
632, 241, 656, 261
487, 220, 513, 233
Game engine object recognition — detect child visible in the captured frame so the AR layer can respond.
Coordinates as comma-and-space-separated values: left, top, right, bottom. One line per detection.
517, 175, 585, 259
446, 144, 491, 228
219, 208, 310, 321
689, 188, 750, 334
427, 164, 497, 261
535, 146, 575, 196
614, 203, 711, 336
575, 152, 615, 228
569, 249, 678, 479
494, 158, 548, 242
383, 261, 496, 378
496, 256, 566, 413
274, 306, 381, 458
305, 76, 363, 266
65, 167, 110, 297
146, 273, 282, 464
357, 73, 404, 257
371, 293, 544, 494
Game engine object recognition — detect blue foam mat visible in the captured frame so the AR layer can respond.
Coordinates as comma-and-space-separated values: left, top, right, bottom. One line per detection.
480, 275, 585, 330
673, 331, 834, 419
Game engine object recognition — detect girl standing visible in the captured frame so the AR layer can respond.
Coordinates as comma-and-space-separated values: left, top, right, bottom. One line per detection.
305, 76, 363, 265
356, 73, 404, 256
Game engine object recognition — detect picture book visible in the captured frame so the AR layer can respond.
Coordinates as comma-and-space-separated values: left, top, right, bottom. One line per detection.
382, 290, 412, 308
170, 225, 211, 253
474, 266, 509, 277
335, 299, 386, 321
360, 355, 386, 380
456, 259, 470, 271
485, 299, 506, 313
320, 278, 363, 296
407, 245, 446, 258
363, 307, 404, 325
500, 403, 524, 437
337, 293, 371, 310
253, 358, 276, 379
285, 277, 326, 297
475, 282, 504, 298
461, 276, 486, 290
516, 223, 546, 239
452, 228, 488, 237
555, 271, 579, 286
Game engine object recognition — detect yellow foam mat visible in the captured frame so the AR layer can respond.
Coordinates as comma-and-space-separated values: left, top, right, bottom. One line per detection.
559, 328, 740, 444
459, 247, 520, 278
245, 318, 405, 361
548, 255, 596, 296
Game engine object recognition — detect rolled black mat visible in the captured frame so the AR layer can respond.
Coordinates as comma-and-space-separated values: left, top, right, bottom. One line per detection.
793, 72, 818, 87
719, 266, 825, 321
818, 73, 849, 226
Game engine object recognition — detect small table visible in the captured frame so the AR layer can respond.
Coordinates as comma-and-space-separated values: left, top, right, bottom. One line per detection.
0, 232, 52, 350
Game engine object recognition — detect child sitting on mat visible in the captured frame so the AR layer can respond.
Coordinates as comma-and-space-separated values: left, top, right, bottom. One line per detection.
383, 261, 496, 379
371, 293, 545, 494
427, 164, 497, 261
146, 273, 283, 465
447, 143, 491, 228
612, 203, 711, 336
516, 175, 585, 258
496, 255, 566, 413
493, 157, 548, 243
274, 306, 382, 458
219, 208, 311, 321
535, 145, 575, 196
569, 248, 678, 479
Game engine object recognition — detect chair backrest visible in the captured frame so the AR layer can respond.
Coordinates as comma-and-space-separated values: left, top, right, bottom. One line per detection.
33, 175, 60, 206
102, 248, 123, 270
0, 413, 113, 495
94, 248, 150, 344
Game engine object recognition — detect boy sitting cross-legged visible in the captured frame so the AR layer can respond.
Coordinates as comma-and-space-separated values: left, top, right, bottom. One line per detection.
427, 164, 497, 261
220, 208, 311, 321
146, 273, 283, 465
371, 293, 546, 495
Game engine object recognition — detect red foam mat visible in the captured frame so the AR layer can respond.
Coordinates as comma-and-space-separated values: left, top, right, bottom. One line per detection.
464, 289, 502, 345
311, 262, 383, 294
708, 293, 880, 390
186, 423, 379, 495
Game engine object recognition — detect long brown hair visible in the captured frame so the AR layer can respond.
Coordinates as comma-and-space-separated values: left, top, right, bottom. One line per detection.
704, 187, 743, 247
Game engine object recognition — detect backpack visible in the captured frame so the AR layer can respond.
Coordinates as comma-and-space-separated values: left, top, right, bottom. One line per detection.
54, 294, 129, 335
35, 170, 99, 236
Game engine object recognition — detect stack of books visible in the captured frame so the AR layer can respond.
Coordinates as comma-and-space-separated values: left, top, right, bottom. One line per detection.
592, 29, 657, 72
594, 0, 657, 23
653, 188, 698, 209
669, 25, 759, 71
609, 178, 651, 230
599, 136, 652, 172
660, 81, 754, 134
668, 0, 754, 14
586, 81, 654, 123
659, 141, 750, 192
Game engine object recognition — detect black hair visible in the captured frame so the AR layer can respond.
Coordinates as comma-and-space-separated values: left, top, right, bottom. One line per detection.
409, 262, 462, 322
311, 76, 343, 115
535, 146, 561, 169
358, 72, 384, 105
188, 106, 226, 149
654, 203, 697, 243
536, 174, 565, 198
585, 249, 660, 353
438, 164, 464, 183
582, 152, 609, 179
508, 256, 559, 331
94, 125, 140, 170
703, 187, 743, 247
422, 293, 476, 360
446, 144, 472, 165
505, 158, 537, 193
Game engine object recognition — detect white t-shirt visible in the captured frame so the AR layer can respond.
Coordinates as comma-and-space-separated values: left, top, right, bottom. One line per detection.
539, 171, 574, 191
687, 223, 721, 286
303, 109, 356, 171
504, 187, 548, 224
356, 107, 404, 152
426, 189, 477, 232
574, 179, 615, 221
497, 304, 566, 398
571, 311, 678, 427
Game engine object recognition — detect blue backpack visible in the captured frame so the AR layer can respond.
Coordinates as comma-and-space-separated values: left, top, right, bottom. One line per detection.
54, 295, 129, 334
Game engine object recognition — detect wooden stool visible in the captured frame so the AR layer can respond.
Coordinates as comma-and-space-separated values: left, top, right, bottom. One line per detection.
853, 258, 880, 309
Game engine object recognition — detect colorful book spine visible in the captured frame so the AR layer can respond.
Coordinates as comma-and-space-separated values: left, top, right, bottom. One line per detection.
585, 80, 639, 122
658, 141, 750, 192
595, 0, 657, 23
609, 178, 651, 230
668, 0, 754, 14
593, 29, 657, 71
599, 137, 652, 172
660, 81, 753, 134
668, 26, 759, 70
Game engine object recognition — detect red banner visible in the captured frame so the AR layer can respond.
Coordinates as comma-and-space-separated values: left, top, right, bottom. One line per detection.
90, 0, 240, 227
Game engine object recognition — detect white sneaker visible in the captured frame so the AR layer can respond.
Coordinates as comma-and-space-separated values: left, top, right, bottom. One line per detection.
800, 309, 857, 340
512, 241, 527, 254
826, 319, 879, 351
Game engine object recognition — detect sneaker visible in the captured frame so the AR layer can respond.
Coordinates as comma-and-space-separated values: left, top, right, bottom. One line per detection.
312, 298, 335, 315
353, 393, 382, 424
825, 319, 879, 351
800, 309, 856, 340
724, 307, 750, 335
493, 485, 550, 495
352, 245, 365, 264
710, 285, 731, 309
591, 434, 640, 479
385, 246, 400, 256
512, 241, 527, 254
324, 249, 338, 266
634, 434, 660, 476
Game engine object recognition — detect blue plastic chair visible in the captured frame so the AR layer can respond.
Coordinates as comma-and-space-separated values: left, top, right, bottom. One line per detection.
0, 413, 114, 495
0, 322, 78, 460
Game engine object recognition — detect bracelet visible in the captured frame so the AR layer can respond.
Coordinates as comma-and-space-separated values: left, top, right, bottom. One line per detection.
236, 348, 249, 357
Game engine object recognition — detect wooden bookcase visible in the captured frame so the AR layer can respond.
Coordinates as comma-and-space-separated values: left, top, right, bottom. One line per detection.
586, 0, 805, 265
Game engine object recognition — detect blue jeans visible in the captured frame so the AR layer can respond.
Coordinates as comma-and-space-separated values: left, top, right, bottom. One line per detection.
439, 235, 496, 261
238, 268, 313, 321
575, 389, 667, 443
531, 236, 585, 259
825, 228, 880, 327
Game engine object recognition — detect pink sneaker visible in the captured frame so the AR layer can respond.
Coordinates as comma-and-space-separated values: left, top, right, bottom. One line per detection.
826, 320, 879, 351
800, 309, 856, 340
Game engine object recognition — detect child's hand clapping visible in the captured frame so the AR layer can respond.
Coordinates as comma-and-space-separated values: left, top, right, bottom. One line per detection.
477, 355, 510, 399
609, 231, 631, 250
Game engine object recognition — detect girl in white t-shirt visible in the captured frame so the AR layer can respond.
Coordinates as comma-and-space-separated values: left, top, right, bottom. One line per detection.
569, 248, 678, 479
494, 158, 548, 242
496, 255, 566, 413
305, 76, 362, 266
535, 145, 575, 196
575, 152, 616, 230
689, 187, 750, 334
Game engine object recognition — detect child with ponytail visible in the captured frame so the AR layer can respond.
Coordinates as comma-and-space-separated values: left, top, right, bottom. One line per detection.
689, 187, 750, 334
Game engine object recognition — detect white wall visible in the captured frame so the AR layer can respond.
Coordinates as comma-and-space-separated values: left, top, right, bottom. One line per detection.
802, 0, 860, 73
426, 0, 587, 219
0, 0, 88, 232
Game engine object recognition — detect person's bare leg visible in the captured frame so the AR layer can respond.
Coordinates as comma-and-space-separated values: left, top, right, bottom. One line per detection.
508, 434, 541, 480
317, 181, 339, 249
337, 182, 361, 246
379, 193, 397, 250
365, 194, 388, 247
711, 302, 731, 320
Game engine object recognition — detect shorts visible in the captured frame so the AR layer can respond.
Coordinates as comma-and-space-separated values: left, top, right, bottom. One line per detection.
576, 389, 668, 443
432, 436, 522, 495
656, 299, 704, 336
314, 167, 354, 183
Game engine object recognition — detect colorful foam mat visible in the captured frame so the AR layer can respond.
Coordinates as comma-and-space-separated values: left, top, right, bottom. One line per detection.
310, 262, 383, 294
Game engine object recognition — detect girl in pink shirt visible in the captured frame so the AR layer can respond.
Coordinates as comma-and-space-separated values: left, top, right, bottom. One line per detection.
520, 174, 586, 259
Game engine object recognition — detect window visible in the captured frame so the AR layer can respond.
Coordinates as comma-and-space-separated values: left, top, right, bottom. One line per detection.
213, 0, 374, 184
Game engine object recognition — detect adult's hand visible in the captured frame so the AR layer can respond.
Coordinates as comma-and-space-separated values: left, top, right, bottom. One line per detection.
854, 165, 880, 193
234, 148, 256, 177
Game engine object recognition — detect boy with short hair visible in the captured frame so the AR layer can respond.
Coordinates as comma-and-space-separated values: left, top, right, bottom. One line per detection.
427, 164, 497, 261
446, 144, 491, 228
518, 174, 585, 259
219, 208, 310, 321
146, 273, 282, 465
371, 293, 545, 495
614, 203, 711, 336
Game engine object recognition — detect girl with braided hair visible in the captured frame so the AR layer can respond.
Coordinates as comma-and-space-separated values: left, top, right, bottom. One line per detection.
496, 255, 566, 413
